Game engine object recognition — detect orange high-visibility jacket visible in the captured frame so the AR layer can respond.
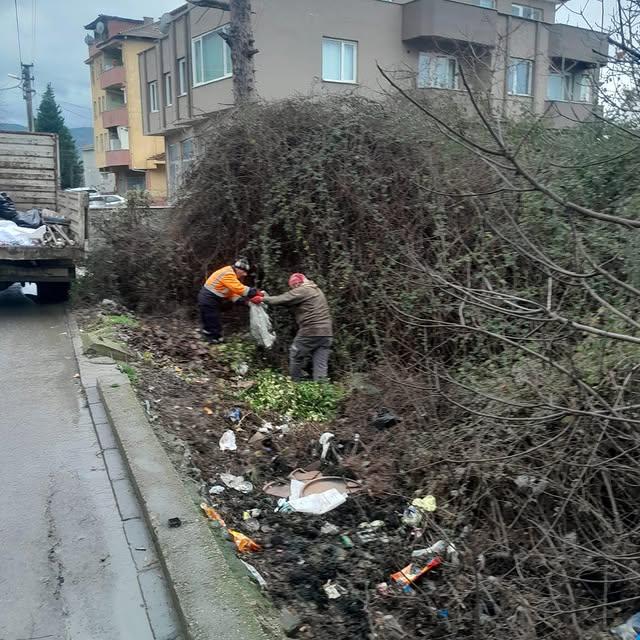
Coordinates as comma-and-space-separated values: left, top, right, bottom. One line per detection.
204, 265, 250, 302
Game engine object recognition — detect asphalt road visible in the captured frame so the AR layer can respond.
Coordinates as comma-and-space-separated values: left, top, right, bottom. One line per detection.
0, 286, 175, 639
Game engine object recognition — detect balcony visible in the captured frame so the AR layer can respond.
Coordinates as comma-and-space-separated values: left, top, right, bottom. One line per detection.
402, 0, 498, 47
548, 24, 609, 64
101, 65, 126, 89
102, 106, 128, 128
105, 149, 130, 167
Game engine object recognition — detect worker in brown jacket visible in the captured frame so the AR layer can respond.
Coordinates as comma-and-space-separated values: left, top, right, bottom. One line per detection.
262, 273, 333, 381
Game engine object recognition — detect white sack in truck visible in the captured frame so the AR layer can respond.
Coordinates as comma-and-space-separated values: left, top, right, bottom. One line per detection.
250, 304, 276, 349
0, 220, 46, 246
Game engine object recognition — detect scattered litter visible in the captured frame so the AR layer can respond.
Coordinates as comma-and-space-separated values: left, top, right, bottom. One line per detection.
437, 609, 449, 620
203, 406, 214, 415
220, 473, 253, 493
168, 517, 182, 528
249, 303, 276, 349
371, 408, 400, 429
357, 520, 389, 544
401, 506, 423, 527
412, 495, 437, 512
289, 488, 347, 515
276, 498, 294, 513
241, 560, 267, 589
319, 432, 335, 460
391, 556, 443, 592
228, 529, 261, 553
323, 580, 346, 599
234, 361, 249, 376
219, 429, 237, 451
73, 373, 80, 379
243, 508, 261, 519
412, 540, 459, 564
377, 582, 390, 596
134, 547, 147, 551
340, 535, 354, 549
320, 522, 340, 535
514, 474, 548, 496
243, 518, 261, 533
200, 503, 226, 527
300, 476, 362, 498
209, 485, 225, 495
611, 611, 640, 639
227, 408, 242, 422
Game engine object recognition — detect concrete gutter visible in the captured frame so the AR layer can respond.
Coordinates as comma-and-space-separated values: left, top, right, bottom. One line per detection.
97, 377, 281, 640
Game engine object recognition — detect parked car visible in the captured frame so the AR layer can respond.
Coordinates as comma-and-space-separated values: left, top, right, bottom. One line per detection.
89, 194, 127, 209
65, 187, 99, 195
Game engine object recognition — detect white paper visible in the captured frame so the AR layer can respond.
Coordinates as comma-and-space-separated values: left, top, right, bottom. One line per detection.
289, 488, 346, 515
219, 430, 237, 451
289, 478, 305, 500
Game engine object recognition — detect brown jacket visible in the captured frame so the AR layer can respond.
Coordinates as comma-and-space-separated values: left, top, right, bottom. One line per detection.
263, 281, 333, 337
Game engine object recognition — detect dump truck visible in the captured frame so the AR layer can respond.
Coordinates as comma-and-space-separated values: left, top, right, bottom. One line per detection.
0, 130, 88, 302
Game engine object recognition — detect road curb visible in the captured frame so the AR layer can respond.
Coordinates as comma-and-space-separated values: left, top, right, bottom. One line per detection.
97, 377, 280, 640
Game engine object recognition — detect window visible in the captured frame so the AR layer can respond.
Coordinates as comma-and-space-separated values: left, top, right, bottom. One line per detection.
322, 38, 357, 83
547, 72, 571, 101
511, 3, 543, 19
418, 53, 459, 90
149, 81, 159, 112
573, 72, 592, 102
178, 58, 187, 95
474, 0, 495, 7
164, 73, 173, 106
192, 27, 232, 86
507, 58, 533, 96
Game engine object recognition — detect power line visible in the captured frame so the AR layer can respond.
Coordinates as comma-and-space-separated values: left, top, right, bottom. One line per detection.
14, 0, 23, 65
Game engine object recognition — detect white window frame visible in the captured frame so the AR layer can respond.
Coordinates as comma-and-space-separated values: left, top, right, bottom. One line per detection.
322, 37, 358, 84
546, 71, 571, 101
149, 81, 159, 112
573, 71, 593, 103
417, 53, 459, 90
511, 3, 543, 20
507, 58, 533, 96
164, 72, 173, 107
178, 58, 187, 96
474, 0, 496, 8
191, 25, 232, 87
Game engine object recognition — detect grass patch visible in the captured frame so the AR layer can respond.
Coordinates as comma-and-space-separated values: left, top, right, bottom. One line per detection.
118, 363, 138, 385
242, 369, 345, 421
103, 314, 139, 328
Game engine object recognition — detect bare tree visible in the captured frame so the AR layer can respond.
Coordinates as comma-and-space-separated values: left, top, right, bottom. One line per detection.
187, 0, 258, 104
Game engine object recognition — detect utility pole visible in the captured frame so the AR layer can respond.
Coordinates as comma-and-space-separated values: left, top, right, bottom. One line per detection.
21, 63, 35, 132
187, 0, 258, 104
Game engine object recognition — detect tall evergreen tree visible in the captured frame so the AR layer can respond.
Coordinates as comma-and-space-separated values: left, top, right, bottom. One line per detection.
35, 84, 83, 188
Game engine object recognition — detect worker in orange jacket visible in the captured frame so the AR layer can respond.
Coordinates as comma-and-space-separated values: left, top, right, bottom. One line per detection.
198, 257, 263, 343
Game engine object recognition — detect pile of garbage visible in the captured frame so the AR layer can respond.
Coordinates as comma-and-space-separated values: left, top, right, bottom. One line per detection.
109, 315, 640, 640
0, 191, 71, 247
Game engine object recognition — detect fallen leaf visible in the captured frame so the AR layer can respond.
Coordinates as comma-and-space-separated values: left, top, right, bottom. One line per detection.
203, 407, 214, 415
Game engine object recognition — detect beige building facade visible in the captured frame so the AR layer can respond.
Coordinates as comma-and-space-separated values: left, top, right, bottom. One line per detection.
85, 16, 167, 201
138, 0, 608, 196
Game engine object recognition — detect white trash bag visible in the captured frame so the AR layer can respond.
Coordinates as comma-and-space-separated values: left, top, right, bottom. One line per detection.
250, 304, 276, 349
0, 219, 46, 246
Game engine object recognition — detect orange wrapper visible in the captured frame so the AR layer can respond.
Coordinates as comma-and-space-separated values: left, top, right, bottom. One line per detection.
200, 503, 226, 527
228, 530, 262, 553
390, 556, 443, 588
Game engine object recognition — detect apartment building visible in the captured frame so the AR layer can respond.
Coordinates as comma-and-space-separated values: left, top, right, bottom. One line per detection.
84, 15, 167, 201
138, 0, 608, 197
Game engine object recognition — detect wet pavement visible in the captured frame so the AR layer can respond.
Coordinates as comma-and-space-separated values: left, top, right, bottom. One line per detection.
0, 285, 181, 639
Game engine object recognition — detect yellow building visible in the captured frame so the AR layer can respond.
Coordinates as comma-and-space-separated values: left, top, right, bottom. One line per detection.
84, 15, 167, 202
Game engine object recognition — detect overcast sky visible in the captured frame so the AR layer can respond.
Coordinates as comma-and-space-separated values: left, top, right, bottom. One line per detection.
0, 0, 615, 129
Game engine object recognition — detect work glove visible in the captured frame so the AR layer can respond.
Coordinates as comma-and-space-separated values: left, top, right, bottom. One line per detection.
249, 294, 264, 305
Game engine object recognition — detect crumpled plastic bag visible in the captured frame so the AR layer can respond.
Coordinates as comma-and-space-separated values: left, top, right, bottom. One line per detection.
250, 303, 276, 349
0, 219, 46, 246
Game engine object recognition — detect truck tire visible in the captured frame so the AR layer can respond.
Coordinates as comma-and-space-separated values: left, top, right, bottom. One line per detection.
37, 282, 71, 304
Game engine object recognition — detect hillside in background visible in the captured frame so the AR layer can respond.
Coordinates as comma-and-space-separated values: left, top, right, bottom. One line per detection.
0, 123, 93, 149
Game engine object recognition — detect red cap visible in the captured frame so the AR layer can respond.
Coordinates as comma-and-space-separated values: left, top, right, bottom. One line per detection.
288, 273, 306, 288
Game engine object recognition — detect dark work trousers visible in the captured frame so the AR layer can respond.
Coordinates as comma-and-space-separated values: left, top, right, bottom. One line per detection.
198, 287, 223, 339
289, 336, 333, 382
